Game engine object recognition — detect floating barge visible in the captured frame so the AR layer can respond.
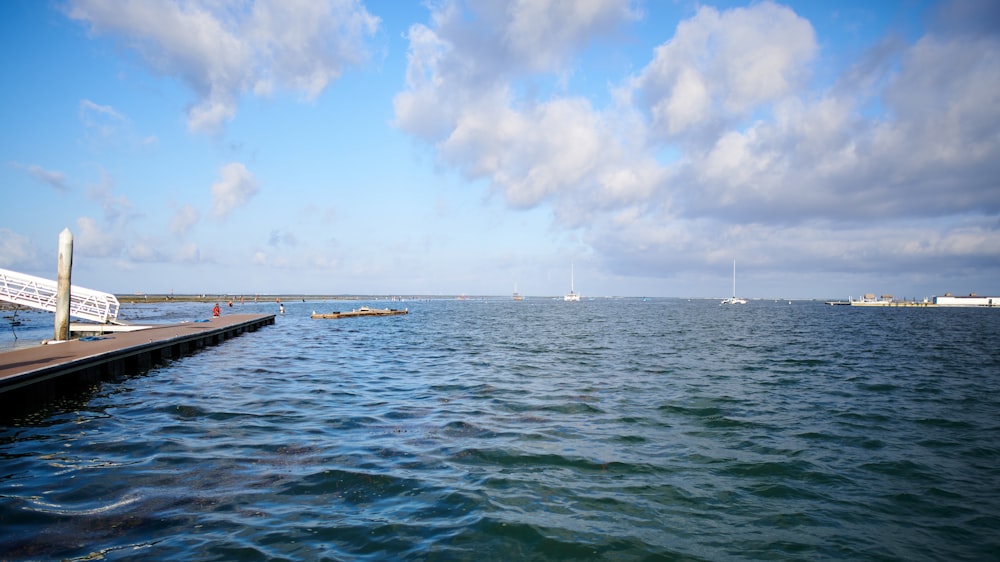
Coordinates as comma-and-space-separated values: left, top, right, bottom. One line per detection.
311, 307, 408, 319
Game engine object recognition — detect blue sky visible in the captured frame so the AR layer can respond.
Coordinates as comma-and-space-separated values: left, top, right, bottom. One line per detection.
1, 0, 998, 299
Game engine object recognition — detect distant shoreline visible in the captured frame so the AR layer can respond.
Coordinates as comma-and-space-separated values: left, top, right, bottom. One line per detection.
116, 294, 405, 304
114, 295, 829, 303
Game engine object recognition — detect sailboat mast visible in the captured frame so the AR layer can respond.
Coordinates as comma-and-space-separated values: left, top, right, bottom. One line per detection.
733, 259, 737, 298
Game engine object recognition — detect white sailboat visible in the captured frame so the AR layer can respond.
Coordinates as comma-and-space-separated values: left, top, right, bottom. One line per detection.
564, 264, 580, 301
721, 259, 747, 305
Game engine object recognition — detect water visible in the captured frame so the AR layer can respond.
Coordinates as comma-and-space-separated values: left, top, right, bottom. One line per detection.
1, 298, 999, 561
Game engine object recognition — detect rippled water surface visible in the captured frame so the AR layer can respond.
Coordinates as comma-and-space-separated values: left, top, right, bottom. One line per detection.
2, 299, 999, 560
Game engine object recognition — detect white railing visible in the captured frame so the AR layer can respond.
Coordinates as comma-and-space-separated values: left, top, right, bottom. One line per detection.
0, 267, 120, 324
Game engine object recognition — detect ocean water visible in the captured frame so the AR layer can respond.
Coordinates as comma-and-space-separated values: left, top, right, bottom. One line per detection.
1, 298, 999, 561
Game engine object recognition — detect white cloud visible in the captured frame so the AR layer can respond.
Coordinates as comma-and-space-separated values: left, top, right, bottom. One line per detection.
267, 230, 297, 247
875, 34, 1000, 206
501, 0, 639, 73
67, 0, 380, 133
211, 163, 259, 219
171, 204, 201, 236
441, 95, 600, 207
396, 0, 660, 222
127, 241, 166, 262
667, 27, 1000, 223
11, 162, 70, 192
0, 229, 39, 269
393, 23, 454, 141
430, 90, 665, 224
79, 98, 124, 120
85, 168, 136, 228
75, 216, 124, 258
630, 2, 816, 139
78, 99, 160, 147
176, 242, 202, 264
590, 214, 1000, 286
394, 0, 637, 142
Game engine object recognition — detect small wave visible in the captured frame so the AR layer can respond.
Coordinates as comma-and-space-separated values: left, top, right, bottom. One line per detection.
915, 417, 976, 430
540, 402, 605, 415
438, 420, 496, 439
857, 382, 899, 392
747, 482, 829, 501
278, 468, 417, 505
161, 404, 208, 419
860, 459, 941, 482
27, 493, 142, 516
657, 403, 724, 418
452, 448, 637, 475
453, 517, 687, 560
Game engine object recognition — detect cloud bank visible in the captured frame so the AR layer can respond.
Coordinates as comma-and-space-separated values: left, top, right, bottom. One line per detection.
67, 0, 380, 133
211, 163, 259, 219
25, 0, 996, 295
393, 0, 1000, 283
11, 162, 69, 192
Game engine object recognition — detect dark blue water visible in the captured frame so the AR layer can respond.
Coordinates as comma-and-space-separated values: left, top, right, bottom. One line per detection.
2, 299, 999, 560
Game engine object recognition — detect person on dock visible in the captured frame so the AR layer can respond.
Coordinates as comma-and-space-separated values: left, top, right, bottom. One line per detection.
213, 303, 221, 317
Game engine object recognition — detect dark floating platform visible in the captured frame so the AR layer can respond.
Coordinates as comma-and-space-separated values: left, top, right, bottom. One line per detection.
311, 307, 409, 319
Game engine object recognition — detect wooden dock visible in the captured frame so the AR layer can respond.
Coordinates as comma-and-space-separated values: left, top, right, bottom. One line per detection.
0, 314, 274, 414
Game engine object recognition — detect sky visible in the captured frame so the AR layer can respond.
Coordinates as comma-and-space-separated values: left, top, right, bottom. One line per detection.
1, 0, 998, 299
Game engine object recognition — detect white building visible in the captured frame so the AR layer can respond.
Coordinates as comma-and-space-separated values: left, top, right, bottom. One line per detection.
933, 293, 999, 307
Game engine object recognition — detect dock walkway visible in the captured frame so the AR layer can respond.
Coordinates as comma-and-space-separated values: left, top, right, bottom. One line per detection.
0, 314, 274, 411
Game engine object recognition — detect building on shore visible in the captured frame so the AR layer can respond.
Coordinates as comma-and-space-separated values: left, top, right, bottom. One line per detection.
933, 293, 998, 307
826, 292, 998, 307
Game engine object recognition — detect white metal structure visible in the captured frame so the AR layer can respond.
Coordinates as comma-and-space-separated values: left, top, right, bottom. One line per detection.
0, 267, 121, 324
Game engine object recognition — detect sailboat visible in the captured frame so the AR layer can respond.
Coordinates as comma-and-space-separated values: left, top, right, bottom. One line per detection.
564, 264, 580, 301
721, 259, 747, 305
513, 281, 524, 301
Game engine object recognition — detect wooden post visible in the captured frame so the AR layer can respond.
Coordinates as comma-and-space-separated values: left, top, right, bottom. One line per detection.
54, 228, 73, 341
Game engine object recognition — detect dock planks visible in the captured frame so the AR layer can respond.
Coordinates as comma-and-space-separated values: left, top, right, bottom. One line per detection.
0, 314, 274, 412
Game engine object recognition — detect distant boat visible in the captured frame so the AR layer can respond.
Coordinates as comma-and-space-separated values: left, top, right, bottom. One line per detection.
721, 259, 747, 305
513, 281, 524, 301
564, 264, 580, 301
